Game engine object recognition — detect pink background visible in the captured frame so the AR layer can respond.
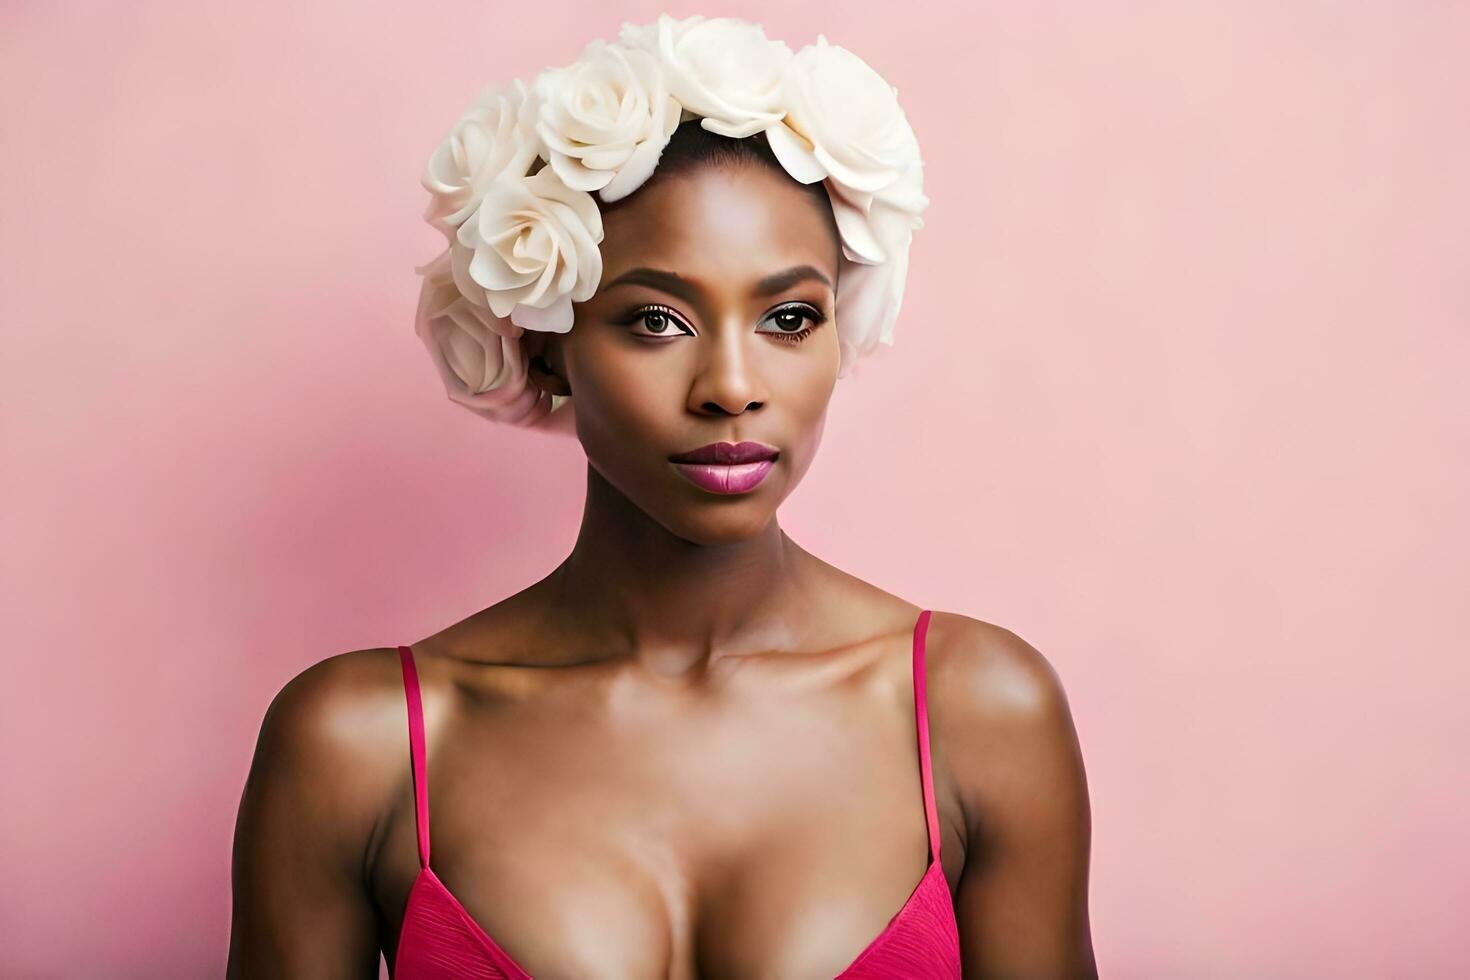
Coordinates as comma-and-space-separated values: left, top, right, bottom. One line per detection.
2, 2, 1466, 976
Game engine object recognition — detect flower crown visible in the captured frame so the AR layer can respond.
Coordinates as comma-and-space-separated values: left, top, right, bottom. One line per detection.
413, 13, 929, 431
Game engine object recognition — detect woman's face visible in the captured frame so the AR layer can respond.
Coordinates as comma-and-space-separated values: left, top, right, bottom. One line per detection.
530, 163, 842, 545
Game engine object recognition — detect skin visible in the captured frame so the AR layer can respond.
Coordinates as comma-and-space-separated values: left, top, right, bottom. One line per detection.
228, 161, 1097, 978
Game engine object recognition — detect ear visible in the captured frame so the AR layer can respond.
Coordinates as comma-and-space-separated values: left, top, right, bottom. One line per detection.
521, 329, 572, 397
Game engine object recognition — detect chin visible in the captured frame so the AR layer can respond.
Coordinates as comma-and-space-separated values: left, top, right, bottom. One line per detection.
658, 498, 782, 546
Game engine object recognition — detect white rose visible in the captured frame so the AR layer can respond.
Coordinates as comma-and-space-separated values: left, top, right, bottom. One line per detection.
533, 38, 682, 204
420, 78, 542, 235
451, 165, 605, 334
833, 170, 924, 376
412, 248, 558, 426
833, 234, 909, 365
765, 34, 927, 264
619, 14, 792, 140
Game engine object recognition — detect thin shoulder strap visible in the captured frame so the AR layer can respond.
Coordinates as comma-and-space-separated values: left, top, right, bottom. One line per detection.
912, 609, 942, 863
397, 645, 431, 868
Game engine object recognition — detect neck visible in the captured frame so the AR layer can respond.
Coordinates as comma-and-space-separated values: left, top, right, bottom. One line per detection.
545, 462, 822, 679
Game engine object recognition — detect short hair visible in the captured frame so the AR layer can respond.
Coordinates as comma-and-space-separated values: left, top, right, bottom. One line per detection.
594, 120, 839, 267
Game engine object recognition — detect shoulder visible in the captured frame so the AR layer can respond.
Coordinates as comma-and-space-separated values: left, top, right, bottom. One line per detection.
229, 649, 411, 972
240, 647, 411, 855
921, 611, 1090, 846
923, 611, 1076, 729
254, 646, 409, 764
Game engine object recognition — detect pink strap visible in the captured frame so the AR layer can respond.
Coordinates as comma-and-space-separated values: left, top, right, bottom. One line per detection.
912, 609, 942, 862
397, 646, 431, 868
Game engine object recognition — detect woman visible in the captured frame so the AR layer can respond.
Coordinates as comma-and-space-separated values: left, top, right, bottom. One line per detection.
228, 15, 1096, 978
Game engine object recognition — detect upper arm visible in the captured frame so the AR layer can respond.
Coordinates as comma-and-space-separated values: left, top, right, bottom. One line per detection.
935, 617, 1097, 979
227, 650, 398, 979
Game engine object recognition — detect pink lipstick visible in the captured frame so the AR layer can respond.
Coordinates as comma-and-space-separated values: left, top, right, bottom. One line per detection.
668, 440, 779, 495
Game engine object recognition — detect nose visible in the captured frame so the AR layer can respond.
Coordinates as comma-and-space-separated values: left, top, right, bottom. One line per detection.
687, 327, 767, 416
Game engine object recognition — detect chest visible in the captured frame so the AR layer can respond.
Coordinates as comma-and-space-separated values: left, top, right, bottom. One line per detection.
377, 650, 960, 976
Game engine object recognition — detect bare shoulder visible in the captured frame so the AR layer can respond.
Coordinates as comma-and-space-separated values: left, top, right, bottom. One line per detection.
255, 646, 409, 765
229, 649, 413, 975
920, 611, 1090, 844
240, 646, 411, 858
922, 611, 1077, 726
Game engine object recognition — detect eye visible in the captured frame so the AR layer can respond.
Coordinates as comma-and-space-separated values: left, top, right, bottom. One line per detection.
620, 303, 695, 339
756, 303, 828, 345
616, 302, 829, 344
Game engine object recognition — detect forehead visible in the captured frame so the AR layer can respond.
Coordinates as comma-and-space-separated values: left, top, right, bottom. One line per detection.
597, 165, 838, 286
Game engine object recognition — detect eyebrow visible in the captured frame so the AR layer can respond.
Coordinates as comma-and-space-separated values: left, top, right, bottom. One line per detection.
601, 264, 833, 302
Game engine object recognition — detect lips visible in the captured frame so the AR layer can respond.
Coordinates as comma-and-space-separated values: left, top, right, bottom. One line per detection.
668, 441, 780, 465
668, 441, 780, 495
670, 458, 776, 494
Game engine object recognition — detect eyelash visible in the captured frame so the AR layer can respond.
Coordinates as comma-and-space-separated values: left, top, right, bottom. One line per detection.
619, 303, 828, 345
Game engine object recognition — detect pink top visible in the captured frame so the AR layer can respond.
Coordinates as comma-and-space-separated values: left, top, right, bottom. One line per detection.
392, 608, 962, 978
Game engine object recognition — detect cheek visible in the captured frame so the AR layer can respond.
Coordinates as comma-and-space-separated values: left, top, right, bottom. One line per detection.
567, 343, 679, 449
786, 391, 833, 469
584, 347, 666, 409
780, 350, 839, 462
785, 339, 841, 419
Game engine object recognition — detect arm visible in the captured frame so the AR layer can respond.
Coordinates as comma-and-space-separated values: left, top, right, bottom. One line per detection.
938, 619, 1097, 979
227, 652, 393, 978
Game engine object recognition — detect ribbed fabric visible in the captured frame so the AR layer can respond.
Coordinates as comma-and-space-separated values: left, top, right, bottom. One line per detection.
392, 608, 961, 978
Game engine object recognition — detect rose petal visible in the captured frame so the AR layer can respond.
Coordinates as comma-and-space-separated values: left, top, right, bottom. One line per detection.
830, 192, 887, 264
511, 293, 574, 333
764, 120, 826, 185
